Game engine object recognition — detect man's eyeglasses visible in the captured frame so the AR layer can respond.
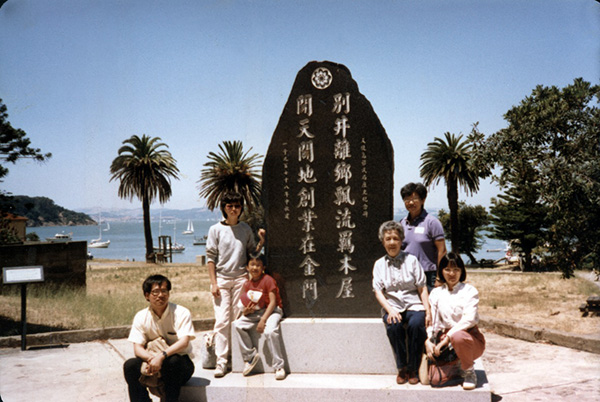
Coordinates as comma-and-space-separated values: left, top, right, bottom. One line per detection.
150, 289, 170, 296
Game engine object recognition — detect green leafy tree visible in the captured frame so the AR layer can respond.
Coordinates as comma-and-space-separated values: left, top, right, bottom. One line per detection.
438, 202, 490, 265
198, 140, 263, 214
25, 232, 39, 242
0, 215, 20, 244
110, 135, 179, 263
476, 78, 599, 277
420, 132, 481, 253
0, 98, 51, 182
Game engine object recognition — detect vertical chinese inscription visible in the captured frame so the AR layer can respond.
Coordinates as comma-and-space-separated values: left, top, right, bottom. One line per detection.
296, 93, 319, 304
331, 91, 356, 299
263, 61, 394, 318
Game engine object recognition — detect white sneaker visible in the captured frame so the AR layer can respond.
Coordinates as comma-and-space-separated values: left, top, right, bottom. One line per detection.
275, 368, 286, 380
214, 363, 227, 378
243, 354, 260, 376
462, 367, 477, 390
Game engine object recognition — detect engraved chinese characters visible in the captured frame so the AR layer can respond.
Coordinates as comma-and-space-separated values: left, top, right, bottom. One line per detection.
263, 61, 394, 317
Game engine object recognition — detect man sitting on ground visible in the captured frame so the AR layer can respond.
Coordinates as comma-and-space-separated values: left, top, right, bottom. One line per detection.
123, 274, 195, 402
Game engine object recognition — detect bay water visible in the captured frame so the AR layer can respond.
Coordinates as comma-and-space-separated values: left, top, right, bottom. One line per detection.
30, 220, 216, 263
29, 220, 508, 265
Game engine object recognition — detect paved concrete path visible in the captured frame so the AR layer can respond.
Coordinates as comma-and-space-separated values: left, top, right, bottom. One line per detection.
482, 332, 600, 401
0, 331, 598, 401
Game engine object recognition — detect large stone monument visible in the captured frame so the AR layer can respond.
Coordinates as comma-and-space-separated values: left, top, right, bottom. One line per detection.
263, 61, 394, 317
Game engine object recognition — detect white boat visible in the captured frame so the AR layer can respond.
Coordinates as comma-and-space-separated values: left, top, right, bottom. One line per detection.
170, 242, 185, 253
193, 235, 207, 245
182, 219, 194, 235
154, 242, 185, 253
155, 241, 185, 253
46, 232, 72, 242
89, 238, 110, 248
89, 213, 110, 248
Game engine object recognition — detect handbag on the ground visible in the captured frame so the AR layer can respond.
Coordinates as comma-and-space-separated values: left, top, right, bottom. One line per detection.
428, 359, 461, 387
201, 332, 217, 369
427, 332, 461, 387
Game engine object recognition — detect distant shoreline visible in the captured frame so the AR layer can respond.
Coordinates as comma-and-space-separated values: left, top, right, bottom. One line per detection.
86, 258, 518, 272
88, 258, 206, 269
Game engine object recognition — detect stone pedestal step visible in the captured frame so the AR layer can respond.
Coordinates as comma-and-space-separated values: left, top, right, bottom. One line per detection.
181, 364, 490, 402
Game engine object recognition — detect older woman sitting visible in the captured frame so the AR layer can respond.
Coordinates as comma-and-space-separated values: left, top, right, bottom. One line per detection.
372, 220, 431, 385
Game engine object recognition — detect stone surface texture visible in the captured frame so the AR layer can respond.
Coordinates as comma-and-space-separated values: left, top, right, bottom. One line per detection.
263, 60, 394, 318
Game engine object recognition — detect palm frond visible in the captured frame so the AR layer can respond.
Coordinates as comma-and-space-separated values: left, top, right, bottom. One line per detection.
197, 140, 263, 212
110, 134, 180, 204
420, 132, 480, 195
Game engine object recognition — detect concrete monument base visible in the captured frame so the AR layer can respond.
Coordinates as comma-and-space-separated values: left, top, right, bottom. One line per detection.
182, 318, 491, 401
232, 318, 397, 374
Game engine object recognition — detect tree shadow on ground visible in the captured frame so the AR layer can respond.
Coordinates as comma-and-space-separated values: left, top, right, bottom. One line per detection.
0, 316, 69, 337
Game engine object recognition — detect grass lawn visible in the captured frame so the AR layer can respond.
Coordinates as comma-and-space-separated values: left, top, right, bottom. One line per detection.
0, 259, 598, 337
468, 269, 599, 335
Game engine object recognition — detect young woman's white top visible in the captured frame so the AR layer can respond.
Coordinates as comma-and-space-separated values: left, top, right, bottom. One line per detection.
428, 282, 480, 338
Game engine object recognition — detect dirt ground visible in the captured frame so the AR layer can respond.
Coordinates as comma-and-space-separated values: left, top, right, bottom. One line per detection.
2, 259, 598, 337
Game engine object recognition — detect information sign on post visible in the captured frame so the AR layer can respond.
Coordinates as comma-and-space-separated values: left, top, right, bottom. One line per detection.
3, 266, 45, 350
3, 266, 45, 284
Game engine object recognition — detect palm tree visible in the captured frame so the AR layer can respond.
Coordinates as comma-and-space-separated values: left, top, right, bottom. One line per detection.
420, 132, 480, 253
198, 140, 263, 213
110, 135, 179, 262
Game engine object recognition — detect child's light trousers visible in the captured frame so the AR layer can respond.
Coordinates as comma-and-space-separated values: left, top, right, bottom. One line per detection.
233, 307, 285, 370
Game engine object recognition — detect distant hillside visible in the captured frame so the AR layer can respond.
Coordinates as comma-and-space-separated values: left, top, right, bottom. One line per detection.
79, 207, 222, 222
393, 207, 443, 221
9, 196, 96, 227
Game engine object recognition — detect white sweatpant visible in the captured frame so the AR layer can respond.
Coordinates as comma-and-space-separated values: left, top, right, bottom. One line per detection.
212, 274, 247, 366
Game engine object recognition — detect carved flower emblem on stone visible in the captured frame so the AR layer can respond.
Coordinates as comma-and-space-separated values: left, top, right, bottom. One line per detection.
311, 67, 333, 89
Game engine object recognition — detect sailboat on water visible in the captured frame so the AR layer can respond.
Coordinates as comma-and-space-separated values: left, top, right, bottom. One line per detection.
89, 212, 110, 248
182, 219, 194, 235
171, 220, 185, 252
155, 215, 185, 253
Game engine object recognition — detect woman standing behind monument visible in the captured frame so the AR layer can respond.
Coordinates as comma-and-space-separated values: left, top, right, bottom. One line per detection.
400, 182, 447, 292
373, 220, 431, 385
206, 191, 265, 378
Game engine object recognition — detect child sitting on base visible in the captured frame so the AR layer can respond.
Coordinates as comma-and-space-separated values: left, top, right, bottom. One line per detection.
233, 253, 286, 380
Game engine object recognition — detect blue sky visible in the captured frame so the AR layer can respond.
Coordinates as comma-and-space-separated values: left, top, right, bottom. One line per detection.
1, 0, 598, 212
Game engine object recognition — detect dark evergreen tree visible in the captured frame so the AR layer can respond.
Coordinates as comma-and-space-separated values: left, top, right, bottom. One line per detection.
488, 169, 549, 271
0, 98, 51, 181
438, 202, 490, 265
